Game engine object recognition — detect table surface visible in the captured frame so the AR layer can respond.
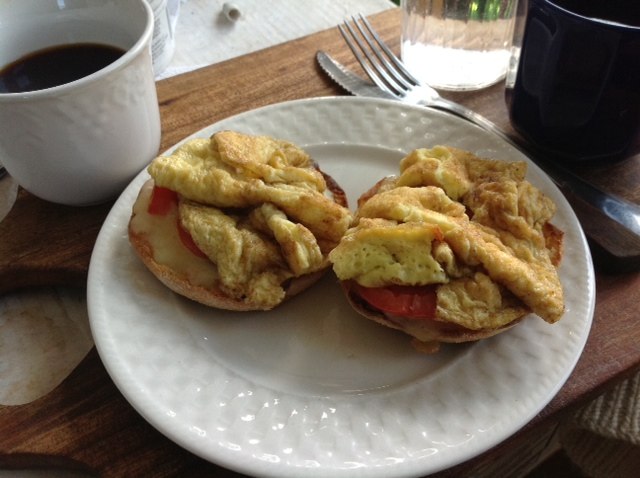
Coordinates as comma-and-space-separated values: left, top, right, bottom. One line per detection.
1, 7, 640, 478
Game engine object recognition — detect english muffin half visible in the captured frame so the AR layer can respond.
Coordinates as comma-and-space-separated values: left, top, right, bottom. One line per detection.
329, 146, 564, 353
129, 130, 352, 311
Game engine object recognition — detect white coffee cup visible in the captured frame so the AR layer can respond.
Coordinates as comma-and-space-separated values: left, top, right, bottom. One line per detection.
0, 0, 161, 206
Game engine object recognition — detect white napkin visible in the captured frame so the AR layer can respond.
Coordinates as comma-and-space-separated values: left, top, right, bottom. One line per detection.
157, 0, 395, 79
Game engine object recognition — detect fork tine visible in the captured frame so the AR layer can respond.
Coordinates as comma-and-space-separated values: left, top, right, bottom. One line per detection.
337, 24, 390, 95
357, 14, 422, 87
339, 19, 405, 96
351, 15, 415, 92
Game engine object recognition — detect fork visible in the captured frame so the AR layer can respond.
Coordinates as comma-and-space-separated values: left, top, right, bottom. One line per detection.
338, 14, 508, 138
335, 14, 640, 267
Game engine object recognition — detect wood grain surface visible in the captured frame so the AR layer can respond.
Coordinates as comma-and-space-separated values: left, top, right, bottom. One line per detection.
1, 8, 640, 477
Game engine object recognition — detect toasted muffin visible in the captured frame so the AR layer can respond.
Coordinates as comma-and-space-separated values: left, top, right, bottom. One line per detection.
329, 146, 564, 353
129, 130, 352, 311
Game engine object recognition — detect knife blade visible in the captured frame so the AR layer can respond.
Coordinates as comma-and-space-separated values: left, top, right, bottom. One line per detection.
316, 51, 395, 100
316, 50, 640, 270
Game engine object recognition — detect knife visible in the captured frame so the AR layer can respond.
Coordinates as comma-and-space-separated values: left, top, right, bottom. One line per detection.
316, 50, 640, 270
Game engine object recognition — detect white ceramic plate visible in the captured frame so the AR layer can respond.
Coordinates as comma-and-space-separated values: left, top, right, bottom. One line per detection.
88, 97, 595, 478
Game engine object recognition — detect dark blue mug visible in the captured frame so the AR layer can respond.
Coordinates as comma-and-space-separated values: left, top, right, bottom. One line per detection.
507, 0, 640, 161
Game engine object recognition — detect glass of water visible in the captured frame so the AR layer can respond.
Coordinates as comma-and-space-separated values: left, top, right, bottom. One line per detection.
401, 0, 518, 91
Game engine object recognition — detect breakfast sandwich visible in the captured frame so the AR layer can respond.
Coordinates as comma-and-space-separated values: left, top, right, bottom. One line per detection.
329, 145, 564, 353
128, 130, 352, 311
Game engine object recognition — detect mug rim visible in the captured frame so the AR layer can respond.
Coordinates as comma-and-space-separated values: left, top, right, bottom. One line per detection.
541, 0, 640, 31
0, 0, 154, 100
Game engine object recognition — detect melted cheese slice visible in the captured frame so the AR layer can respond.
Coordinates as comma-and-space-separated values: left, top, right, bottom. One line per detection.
129, 180, 220, 288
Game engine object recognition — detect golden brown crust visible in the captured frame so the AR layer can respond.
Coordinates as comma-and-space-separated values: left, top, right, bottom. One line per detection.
544, 222, 564, 267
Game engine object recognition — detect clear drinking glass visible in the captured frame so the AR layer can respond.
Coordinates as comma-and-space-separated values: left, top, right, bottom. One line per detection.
401, 0, 519, 91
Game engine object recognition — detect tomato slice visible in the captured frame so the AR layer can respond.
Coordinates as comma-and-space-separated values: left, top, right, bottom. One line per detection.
147, 185, 207, 258
353, 283, 437, 319
177, 222, 208, 259
148, 186, 178, 215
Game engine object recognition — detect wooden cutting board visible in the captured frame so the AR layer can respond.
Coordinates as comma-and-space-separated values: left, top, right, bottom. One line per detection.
2, 8, 640, 477
0, 188, 113, 293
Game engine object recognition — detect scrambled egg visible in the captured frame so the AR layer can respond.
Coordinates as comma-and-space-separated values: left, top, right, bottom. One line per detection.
147, 130, 352, 309
329, 145, 564, 330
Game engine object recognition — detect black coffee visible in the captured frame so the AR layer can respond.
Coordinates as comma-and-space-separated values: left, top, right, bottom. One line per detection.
0, 43, 125, 93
